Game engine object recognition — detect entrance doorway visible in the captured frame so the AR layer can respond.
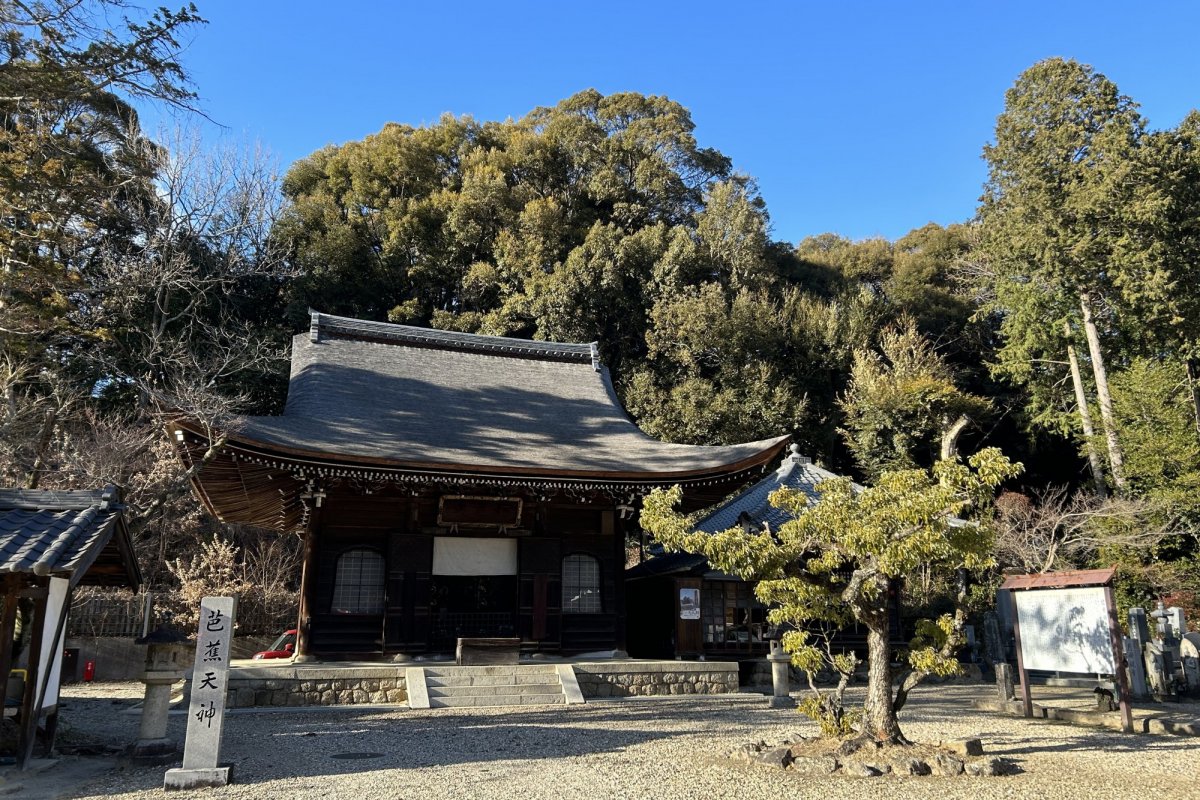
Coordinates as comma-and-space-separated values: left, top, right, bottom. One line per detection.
428, 537, 518, 648
430, 575, 518, 643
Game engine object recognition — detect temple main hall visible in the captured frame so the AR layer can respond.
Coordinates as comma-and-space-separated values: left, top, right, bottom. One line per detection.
175, 312, 787, 660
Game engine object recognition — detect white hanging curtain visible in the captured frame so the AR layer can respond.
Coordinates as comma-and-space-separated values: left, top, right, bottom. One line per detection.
432, 537, 518, 576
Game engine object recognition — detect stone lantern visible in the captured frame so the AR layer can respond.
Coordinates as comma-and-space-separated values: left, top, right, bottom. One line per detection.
767, 637, 794, 708
130, 624, 192, 764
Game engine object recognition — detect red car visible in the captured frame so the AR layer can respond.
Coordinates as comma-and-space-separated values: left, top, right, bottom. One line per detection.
252, 629, 297, 659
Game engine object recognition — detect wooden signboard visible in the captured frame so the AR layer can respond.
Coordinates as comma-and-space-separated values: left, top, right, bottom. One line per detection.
999, 568, 1133, 732
675, 579, 702, 657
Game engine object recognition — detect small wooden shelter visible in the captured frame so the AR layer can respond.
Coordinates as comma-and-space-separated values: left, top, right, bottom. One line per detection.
175, 312, 788, 660
0, 486, 140, 768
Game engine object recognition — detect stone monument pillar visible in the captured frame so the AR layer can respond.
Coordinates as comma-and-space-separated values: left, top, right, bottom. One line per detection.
982, 612, 1005, 666
165, 596, 237, 790
994, 662, 1014, 706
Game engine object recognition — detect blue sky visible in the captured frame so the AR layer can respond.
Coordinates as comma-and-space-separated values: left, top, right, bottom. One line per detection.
160, 1, 1200, 244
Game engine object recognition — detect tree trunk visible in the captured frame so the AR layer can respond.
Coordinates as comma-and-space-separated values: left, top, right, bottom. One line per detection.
1064, 320, 1107, 496
1185, 358, 1200, 441
940, 415, 970, 461
23, 408, 57, 489
1079, 293, 1126, 492
861, 617, 908, 745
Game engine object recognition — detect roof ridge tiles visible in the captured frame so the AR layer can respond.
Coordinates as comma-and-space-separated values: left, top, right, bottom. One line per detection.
0, 488, 108, 510
309, 311, 597, 364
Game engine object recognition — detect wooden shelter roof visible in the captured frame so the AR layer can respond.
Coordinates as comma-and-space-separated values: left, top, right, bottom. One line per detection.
0, 486, 141, 588
177, 313, 789, 530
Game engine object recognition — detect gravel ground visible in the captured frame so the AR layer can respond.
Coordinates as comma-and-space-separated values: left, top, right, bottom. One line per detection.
23, 682, 1200, 800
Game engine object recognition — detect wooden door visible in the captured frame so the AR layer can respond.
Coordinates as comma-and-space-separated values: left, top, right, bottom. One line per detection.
518, 537, 561, 650
674, 578, 703, 657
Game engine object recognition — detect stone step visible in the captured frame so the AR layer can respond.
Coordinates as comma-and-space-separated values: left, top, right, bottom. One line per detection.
429, 693, 566, 708
427, 683, 563, 698
423, 665, 559, 677
424, 673, 563, 688
407, 665, 585, 710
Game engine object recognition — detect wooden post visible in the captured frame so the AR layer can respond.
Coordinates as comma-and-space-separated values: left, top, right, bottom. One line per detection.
295, 520, 319, 661
32, 582, 71, 759
612, 509, 627, 655
1104, 583, 1135, 733
0, 579, 20, 699
1009, 589, 1034, 719
17, 585, 49, 770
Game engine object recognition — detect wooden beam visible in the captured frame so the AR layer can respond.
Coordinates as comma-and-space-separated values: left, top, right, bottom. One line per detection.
1105, 583, 1134, 733
999, 568, 1116, 591
0, 585, 19, 714
1009, 589, 1034, 719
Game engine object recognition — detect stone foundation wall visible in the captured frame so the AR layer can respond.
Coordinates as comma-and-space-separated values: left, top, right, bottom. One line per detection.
223, 662, 738, 707
225, 666, 407, 708
573, 662, 738, 697
63, 635, 277, 682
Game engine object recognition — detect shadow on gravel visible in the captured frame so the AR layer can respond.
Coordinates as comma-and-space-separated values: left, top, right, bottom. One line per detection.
986, 730, 1200, 756
139, 701, 752, 790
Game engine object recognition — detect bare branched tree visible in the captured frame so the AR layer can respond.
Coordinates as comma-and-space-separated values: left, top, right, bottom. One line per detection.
76, 128, 291, 481
993, 488, 1176, 573
4, 129, 293, 580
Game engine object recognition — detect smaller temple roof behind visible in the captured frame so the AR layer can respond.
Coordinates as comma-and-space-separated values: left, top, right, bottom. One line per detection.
694, 444, 860, 533
0, 486, 141, 588
627, 447, 856, 581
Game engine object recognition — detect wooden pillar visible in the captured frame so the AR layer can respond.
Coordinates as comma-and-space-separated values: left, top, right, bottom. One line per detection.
612, 509, 628, 656
1009, 589, 1034, 719
295, 517, 320, 662
1104, 583, 1135, 733
17, 584, 49, 770
0, 578, 20, 699
28, 583, 70, 760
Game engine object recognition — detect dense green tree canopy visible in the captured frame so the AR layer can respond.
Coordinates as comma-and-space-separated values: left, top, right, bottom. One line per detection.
839, 319, 991, 480
3, 27, 1197, 630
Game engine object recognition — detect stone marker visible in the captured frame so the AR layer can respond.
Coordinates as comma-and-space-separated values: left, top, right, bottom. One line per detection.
995, 662, 1014, 705
164, 596, 236, 790
1123, 636, 1149, 699
982, 612, 1005, 665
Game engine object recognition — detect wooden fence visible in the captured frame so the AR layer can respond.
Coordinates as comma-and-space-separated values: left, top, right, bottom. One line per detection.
68, 590, 297, 637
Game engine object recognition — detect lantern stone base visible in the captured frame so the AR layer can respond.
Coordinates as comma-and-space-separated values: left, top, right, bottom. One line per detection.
128, 737, 178, 765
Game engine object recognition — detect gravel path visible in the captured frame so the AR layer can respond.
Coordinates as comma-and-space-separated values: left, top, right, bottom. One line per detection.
27, 682, 1200, 799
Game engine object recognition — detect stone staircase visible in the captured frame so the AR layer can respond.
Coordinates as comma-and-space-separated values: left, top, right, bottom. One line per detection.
406, 664, 585, 709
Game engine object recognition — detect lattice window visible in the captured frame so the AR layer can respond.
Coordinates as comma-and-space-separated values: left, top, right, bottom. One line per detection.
562, 554, 601, 614
331, 548, 385, 614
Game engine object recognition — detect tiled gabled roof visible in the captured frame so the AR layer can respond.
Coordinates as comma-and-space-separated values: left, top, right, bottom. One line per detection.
694, 445, 859, 533
627, 448, 855, 581
0, 486, 141, 587
310, 312, 599, 363
225, 312, 788, 476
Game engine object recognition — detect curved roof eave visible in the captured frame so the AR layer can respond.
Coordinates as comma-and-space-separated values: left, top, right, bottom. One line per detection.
175, 419, 790, 485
